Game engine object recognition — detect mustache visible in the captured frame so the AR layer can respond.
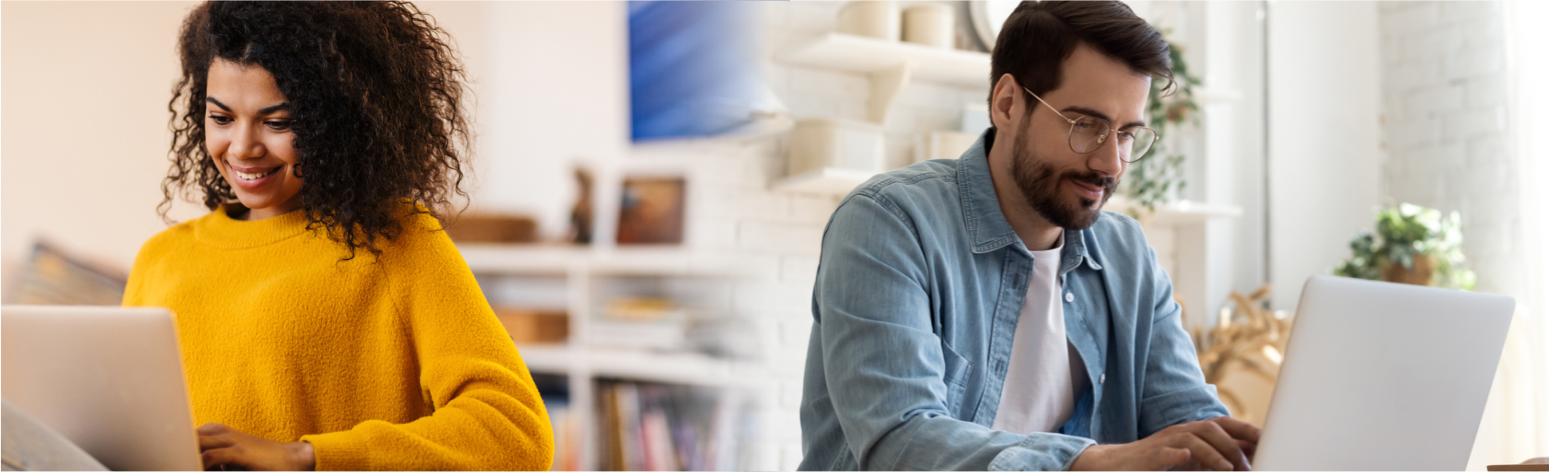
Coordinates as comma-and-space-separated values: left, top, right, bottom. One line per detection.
1064, 171, 1117, 192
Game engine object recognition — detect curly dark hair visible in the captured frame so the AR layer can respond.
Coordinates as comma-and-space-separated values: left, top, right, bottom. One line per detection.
163, 1, 470, 260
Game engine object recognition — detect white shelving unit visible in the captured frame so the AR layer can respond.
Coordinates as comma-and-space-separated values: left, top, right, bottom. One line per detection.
459, 244, 764, 470
771, 33, 994, 194
460, 244, 761, 277
515, 344, 762, 390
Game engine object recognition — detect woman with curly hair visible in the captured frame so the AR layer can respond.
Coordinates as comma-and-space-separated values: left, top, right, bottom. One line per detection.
119, 2, 554, 470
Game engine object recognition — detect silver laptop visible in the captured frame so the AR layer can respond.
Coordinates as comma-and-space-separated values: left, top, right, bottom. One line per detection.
1252, 276, 1515, 470
2, 305, 203, 471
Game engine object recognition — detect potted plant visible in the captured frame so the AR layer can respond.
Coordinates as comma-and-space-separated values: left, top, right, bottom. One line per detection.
1333, 203, 1477, 289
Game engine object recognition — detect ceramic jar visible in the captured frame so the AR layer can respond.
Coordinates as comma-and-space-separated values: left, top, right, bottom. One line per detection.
837, 1, 900, 41
903, 3, 955, 48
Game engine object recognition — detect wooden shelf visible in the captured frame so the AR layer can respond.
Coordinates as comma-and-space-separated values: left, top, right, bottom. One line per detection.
514, 344, 763, 389
770, 167, 875, 195
775, 33, 990, 88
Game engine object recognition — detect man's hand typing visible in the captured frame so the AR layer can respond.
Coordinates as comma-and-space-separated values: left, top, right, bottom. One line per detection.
1070, 416, 1260, 471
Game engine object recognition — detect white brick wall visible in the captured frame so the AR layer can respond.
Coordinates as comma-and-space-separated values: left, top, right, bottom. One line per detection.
1378, 1, 1522, 297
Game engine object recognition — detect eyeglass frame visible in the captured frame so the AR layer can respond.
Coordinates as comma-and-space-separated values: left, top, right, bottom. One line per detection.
1022, 87, 1159, 163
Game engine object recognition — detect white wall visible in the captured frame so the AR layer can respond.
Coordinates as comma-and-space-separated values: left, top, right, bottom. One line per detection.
1205, 2, 1271, 317
1266, 1, 1385, 310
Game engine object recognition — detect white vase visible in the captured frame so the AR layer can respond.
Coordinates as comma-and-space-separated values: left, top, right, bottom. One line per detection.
787, 118, 886, 176
903, 4, 955, 49
837, 1, 900, 41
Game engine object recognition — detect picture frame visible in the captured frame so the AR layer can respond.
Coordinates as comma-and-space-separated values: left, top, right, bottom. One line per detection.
615, 176, 686, 245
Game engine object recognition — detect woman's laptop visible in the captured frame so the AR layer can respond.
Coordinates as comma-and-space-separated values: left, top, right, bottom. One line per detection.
1252, 276, 1515, 470
2, 305, 203, 471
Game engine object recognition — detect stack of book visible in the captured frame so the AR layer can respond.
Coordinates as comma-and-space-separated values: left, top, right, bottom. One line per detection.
591, 297, 689, 351
599, 381, 752, 471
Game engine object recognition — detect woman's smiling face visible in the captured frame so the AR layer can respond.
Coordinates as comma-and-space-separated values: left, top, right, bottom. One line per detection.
204, 58, 303, 220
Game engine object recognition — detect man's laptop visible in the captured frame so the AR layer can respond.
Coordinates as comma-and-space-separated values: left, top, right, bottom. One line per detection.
2, 305, 203, 471
1252, 275, 1515, 470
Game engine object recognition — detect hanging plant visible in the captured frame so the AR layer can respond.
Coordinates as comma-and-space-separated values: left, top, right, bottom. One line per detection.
1125, 39, 1199, 215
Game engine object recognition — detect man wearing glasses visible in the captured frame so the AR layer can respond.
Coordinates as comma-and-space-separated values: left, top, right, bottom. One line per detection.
798, 2, 1260, 470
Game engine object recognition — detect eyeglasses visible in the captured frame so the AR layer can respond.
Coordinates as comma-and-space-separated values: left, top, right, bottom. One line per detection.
1023, 87, 1158, 163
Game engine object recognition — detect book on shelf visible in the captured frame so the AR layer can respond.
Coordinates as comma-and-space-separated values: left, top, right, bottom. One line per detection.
599, 381, 753, 471
604, 296, 684, 321
603, 382, 639, 470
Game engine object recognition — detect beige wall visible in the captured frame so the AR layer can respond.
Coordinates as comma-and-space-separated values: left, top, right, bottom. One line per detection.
3, 1, 203, 273
0, 1, 495, 275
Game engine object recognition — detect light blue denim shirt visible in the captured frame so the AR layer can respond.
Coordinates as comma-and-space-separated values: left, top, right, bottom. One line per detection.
798, 129, 1228, 471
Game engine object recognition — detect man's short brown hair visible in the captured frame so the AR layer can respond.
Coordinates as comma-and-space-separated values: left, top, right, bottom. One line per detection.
988, 1, 1173, 116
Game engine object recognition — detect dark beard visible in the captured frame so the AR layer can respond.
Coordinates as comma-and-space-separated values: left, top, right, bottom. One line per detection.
1010, 127, 1117, 230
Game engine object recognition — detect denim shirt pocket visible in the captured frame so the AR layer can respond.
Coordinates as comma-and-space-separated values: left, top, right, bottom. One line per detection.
940, 341, 972, 413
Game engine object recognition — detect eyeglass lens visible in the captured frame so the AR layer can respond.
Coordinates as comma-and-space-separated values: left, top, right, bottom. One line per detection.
1126, 129, 1156, 162
1067, 115, 1156, 162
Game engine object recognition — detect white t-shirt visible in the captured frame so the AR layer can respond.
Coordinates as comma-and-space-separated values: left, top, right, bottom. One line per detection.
991, 236, 1087, 434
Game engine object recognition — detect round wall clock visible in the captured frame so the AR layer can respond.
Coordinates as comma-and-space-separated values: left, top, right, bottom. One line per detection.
968, 0, 1021, 51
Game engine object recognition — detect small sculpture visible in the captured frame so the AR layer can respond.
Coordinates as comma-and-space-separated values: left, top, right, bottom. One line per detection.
1191, 284, 1291, 427
569, 168, 594, 244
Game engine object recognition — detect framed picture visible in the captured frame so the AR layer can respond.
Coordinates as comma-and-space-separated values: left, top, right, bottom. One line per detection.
616, 177, 685, 245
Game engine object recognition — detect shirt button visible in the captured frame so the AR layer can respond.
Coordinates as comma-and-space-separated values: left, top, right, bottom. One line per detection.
1099, 374, 1106, 384
1065, 292, 1075, 303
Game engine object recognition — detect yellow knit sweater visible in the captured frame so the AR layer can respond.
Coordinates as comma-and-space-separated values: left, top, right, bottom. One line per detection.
123, 204, 553, 471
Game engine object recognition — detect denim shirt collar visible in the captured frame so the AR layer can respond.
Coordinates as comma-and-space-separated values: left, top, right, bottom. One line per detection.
956, 128, 1103, 274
